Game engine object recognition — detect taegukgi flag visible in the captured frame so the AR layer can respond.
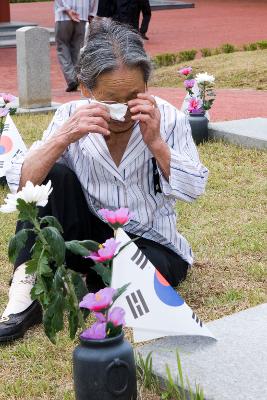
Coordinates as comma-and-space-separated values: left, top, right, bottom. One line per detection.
111, 228, 215, 343
0, 114, 27, 178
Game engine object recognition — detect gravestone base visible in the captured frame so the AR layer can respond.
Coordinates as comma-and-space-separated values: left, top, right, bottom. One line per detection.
17, 103, 61, 115
209, 118, 267, 150
137, 303, 267, 400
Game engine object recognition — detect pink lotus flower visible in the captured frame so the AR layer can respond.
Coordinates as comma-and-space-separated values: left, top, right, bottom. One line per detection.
98, 207, 134, 228
108, 307, 125, 327
80, 322, 107, 340
178, 67, 192, 76
184, 79, 195, 89
79, 287, 116, 311
0, 108, 9, 117
86, 238, 120, 263
188, 98, 203, 113
0, 93, 16, 103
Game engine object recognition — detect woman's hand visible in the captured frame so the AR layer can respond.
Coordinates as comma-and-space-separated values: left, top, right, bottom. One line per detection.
128, 93, 163, 149
57, 103, 111, 145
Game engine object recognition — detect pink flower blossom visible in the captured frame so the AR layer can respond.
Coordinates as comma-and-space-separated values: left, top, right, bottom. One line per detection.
79, 287, 116, 311
184, 79, 195, 89
0, 93, 16, 103
178, 67, 192, 76
94, 312, 106, 322
188, 98, 203, 113
86, 238, 120, 263
0, 108, 9, 117
80, 322, 107, 340
108, 307, 125, 327
98, 207, 134, 228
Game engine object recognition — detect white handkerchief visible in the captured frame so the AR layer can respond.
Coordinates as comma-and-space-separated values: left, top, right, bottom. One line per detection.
91, 100, 128, 121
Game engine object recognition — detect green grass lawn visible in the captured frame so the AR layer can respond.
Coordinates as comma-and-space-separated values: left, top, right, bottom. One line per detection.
151, 49, 267, 90
0, 113, 266, 399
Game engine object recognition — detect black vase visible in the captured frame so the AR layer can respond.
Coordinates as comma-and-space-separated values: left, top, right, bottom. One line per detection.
188, 112, 209, 145
73, 332, 137, 400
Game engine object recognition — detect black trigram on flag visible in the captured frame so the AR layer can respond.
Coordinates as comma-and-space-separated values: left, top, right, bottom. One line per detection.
192, 312, 203, 328
131, 248, 148, 270
126, 290, 149, 319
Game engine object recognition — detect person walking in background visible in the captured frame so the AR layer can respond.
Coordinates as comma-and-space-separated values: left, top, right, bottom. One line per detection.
113, 0, 139, 29
54, 0, 99, 92
136, 0, 151, 40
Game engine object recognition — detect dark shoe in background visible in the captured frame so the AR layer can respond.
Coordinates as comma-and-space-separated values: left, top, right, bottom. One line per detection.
65, 81, 79, 92
0, 301, 42, 344
141, 33, 149, 40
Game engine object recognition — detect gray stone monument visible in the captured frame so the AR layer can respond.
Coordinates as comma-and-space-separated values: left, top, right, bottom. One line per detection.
16, 26, 51, 109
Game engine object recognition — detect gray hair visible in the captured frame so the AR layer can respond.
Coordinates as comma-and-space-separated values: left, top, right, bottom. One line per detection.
76, 18, 152, 90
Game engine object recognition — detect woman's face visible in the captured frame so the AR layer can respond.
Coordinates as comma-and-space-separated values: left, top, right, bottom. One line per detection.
83, 66, 146, 133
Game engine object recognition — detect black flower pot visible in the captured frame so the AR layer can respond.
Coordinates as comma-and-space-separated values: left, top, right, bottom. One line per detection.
188, 112, 209, 145
73, 332, 137, 400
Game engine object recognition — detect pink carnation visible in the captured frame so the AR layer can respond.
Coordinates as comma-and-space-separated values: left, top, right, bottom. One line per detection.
108, 307, 125, 327
0, 93, 16, 103
79, 287, 116, 312
98, 207, 134, 228
184, 79, 195, 89
80, 322, 107, 340
178, 67, 192, 76
86, 238, 120, 263
188, 98, 203, 113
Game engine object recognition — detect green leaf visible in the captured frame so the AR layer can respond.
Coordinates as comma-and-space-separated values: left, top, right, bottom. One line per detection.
41, 226, 65, 266
40, 216, 63, 233
65, 240, 91, 257
68, 309, 79, 340
16, 198, 38, 222
112, 283, 131, 303
8, 228, 30, 264
106, 321, 122, 338
70, 270, 88, 301
91, 263, 111, 286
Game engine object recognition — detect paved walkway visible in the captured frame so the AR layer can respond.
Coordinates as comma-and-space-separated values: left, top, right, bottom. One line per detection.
1, 0, 267, 121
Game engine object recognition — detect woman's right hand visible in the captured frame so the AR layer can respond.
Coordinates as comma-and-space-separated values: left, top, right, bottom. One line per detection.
57, 103, 111, 145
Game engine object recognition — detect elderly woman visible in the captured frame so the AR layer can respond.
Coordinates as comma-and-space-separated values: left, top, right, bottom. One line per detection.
0, 19, 208, 343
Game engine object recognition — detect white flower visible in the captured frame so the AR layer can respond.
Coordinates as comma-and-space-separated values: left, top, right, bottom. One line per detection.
195, 72, 215, 84
20, 180, 53, 207
0, 180, 53, 213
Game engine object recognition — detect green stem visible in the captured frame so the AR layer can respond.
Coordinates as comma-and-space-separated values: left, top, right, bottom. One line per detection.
64, 271, 85, 329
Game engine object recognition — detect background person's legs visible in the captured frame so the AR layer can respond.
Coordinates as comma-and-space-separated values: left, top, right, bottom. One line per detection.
70, 21, 86, 70
55, 21, 84, 90
139, 0, 151, 39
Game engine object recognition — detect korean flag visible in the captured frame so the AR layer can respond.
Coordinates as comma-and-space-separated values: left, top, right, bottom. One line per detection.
111, 228, 215, 343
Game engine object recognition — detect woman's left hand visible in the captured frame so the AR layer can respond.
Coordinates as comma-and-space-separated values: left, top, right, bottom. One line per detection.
128, 93, 162, 149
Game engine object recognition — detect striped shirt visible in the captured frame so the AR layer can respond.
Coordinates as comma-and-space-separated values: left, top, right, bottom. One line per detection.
54, 0, 98, 22
6, 97, 209, 266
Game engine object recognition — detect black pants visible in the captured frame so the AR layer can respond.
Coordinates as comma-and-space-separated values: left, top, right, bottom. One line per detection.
14, 164, 188, 289
135, 0, 151, 34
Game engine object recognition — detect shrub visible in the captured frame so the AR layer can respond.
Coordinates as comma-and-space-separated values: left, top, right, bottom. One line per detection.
220, 43, 236, 53
213, 47, 222, 55
243, 42, 258, 51
152, 53, 177, 68
257, 40, 267, 49
200, 48, 212, 57
178, 49, 197, 62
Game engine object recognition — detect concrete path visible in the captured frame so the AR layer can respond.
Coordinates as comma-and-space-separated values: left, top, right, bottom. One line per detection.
1, 0, 267, 121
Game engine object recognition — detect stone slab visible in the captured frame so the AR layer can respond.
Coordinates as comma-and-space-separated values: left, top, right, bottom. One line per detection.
16, 102, 60, 115
150, 0, 194, 10
209, 118, 267, 150
137, 303, 267, 400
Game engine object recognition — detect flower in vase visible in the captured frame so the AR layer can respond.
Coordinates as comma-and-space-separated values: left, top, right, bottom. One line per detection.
188, 98, 203, 114
184, 79, 195, 89
98, 207, 134, 228
86, 237, 120, 262
108, 307, 125, 327
80, 321, 107, 340
178, 67, 192, 76
195, 72, 215, 84
79, 287, 116, 311
0, 93, 16, 103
